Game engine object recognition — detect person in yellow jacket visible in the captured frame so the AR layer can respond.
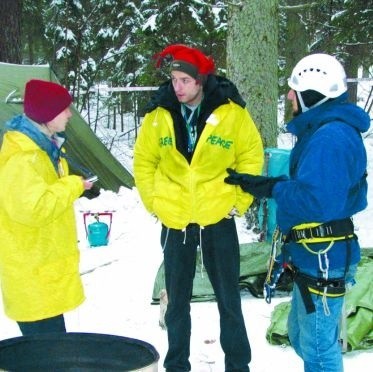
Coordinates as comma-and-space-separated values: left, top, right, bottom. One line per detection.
134, 44, 264, 372
0, 79, 95, 336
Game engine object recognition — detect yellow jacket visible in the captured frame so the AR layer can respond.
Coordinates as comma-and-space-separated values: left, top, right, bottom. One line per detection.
134, 100, 264, 229
0, 125, 85, 321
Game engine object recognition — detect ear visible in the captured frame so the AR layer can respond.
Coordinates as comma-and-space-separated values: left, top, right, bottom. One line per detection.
196, 74, 207, 86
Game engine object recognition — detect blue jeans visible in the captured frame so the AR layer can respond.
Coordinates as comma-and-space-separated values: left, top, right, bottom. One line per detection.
288, 265, 357, 372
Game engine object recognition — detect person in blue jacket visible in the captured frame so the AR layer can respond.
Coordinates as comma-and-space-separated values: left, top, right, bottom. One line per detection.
225, 53, 370, 372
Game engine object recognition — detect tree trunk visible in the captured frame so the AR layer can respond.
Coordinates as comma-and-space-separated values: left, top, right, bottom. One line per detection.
0, 0, 22, 63
344, 44, 362, 104
227, 0, 279, 148
281, 0, 309, 123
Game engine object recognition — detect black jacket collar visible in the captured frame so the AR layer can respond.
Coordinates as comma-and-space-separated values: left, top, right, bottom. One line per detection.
145, 75, 246, 162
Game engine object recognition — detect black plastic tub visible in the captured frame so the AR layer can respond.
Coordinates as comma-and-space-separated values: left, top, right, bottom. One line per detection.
0, 332, 159, 371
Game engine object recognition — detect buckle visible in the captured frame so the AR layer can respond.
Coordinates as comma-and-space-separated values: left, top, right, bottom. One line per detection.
294, 229, 306, 240
287, 218, 354, 243
290, 223, 334, 241
314, 225, 326, 237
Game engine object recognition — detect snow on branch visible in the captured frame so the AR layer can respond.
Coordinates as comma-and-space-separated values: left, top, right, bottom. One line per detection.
280, 3, 319, 10
191, 1, 242, 8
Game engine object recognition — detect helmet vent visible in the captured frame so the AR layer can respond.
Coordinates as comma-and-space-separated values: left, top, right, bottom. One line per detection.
330, 83, 339, 92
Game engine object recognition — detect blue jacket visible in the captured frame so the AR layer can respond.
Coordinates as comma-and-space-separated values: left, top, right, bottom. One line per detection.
273, 93, 370, 270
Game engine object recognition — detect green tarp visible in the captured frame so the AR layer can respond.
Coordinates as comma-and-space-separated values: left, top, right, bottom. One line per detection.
0, 62, 134, 192
152, 246, 373, 352
152, 241, 289, 303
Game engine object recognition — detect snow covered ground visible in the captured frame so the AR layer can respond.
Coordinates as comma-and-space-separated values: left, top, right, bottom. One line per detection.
1, 51, 372, 370
0, 140, 372, 371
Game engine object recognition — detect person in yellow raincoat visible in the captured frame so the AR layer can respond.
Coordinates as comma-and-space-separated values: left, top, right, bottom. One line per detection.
0, 79, 95, 335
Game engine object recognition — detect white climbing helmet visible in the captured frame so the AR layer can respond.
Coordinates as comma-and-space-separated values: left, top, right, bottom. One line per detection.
288, 53, 347, 98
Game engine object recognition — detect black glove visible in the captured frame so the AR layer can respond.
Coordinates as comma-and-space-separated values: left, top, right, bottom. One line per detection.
224, 168, 287, 198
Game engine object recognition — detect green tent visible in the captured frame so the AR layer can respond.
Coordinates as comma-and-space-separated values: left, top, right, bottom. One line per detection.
0, 62, 134, 192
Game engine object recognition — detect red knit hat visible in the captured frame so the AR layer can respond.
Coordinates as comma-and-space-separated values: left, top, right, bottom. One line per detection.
24, 79, 72, 124
154, 44, 215, 79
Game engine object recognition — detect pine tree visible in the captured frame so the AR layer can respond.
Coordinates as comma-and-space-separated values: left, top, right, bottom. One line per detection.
0, 0, 22, 63
227, 0, 279, 148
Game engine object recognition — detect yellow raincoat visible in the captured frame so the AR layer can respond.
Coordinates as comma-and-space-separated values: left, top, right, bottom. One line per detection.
0, 127, 85, 321
134, 100, 264, 229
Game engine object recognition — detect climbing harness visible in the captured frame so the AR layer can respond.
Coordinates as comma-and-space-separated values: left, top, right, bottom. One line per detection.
293, 270, 346, 315
264, 218, 354, 313
287, 219, 354, 315
284, 218, 354, 243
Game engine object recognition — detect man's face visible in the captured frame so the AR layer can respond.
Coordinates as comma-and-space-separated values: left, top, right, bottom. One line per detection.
46, 106, 72, 133
287, 89, 299, 115
171, 70, 203, 106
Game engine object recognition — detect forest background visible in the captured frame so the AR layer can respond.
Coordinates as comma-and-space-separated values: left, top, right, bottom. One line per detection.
0, 0, 372, 153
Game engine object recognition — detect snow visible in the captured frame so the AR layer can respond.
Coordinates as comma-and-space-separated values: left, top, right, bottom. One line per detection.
142, 14, 158, 32
0, 144, 372, 371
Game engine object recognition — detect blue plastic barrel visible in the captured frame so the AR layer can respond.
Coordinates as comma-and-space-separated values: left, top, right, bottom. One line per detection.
88, 221, 109, 247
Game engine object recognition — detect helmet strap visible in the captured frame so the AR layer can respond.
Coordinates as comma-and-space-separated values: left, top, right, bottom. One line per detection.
296, 91, 329, 113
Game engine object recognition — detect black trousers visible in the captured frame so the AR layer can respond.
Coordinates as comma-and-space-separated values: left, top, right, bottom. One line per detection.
17, 314, 66, 336
162, 217, 251, 372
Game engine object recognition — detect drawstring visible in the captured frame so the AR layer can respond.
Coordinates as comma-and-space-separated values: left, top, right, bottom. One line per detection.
162, 227, 170, 252
182, 228, 187, 244
199, 226, 205, 278
181, 225, 205, 277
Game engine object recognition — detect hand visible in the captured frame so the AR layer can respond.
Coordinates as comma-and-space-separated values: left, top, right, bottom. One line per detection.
225, 207, 238, 219
224, 168, 287, 198
83, 179, 94, 190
